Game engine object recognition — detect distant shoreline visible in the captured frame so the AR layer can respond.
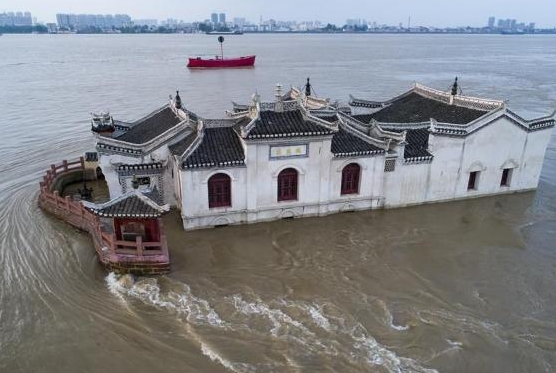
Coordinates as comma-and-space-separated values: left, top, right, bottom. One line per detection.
2, 29, 556, 36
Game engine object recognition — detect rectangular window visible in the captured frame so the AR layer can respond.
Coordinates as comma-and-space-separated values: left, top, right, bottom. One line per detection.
500, 168, 512, 187
468, 171, 479, 190
384, 159, 396, 172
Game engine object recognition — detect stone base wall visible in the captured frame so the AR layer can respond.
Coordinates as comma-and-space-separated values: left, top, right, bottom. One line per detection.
106, 261, 170, 276
182, 197, 383, 230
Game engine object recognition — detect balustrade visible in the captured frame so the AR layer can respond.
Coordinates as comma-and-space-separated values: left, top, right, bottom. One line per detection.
38, 158, 168, 265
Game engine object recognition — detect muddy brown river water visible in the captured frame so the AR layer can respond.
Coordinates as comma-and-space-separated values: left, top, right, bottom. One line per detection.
1, 33, 556, 372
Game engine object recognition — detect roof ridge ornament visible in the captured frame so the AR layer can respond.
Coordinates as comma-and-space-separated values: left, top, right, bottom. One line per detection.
451, 77, 459, 96
449, 77, 458, 105
91, 111, 115, 134
305, 77, 312, 97
175, 90, 182, 109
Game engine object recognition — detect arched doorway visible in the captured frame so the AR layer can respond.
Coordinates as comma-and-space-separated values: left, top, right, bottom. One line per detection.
341, 163, 360, 195
208, 173, 231, 208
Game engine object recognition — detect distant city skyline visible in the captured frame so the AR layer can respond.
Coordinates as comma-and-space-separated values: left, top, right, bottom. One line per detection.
1, 0, 555, 28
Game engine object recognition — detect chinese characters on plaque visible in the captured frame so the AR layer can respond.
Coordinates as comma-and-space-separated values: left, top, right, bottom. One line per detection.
269, 144, 308, 159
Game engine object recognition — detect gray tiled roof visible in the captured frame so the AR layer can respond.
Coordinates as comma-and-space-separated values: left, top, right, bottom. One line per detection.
115, 106, 183, 144
84, 190, 169, 218
331, 127, 384, 157
387, 128, 433, 159
404, 128, 432, 158
169, 131, 198, 156
247, 110, 334, 139
310, 112, 339, 123
356, 92, 488, 124
183, 127, 245, 169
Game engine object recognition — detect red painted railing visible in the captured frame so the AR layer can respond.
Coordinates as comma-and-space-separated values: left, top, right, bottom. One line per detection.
38, 158, 169, 266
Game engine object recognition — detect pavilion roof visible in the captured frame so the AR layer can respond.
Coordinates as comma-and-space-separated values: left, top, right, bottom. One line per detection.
82, 189, 170, 218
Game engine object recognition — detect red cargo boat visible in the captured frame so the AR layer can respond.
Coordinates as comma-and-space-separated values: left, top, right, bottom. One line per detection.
187, 36, 255, 68
187, 55, 256, 68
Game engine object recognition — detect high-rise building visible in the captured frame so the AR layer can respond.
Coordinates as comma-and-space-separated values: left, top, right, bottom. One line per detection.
114, 14, 131, 27
233, 17, 246, 27
211, 13, 218, 24
0, 11, 32, 26
56, 13, 70, 28
219, 13, 226, 24
134, 19, 158, 27
488, 17, 495, 28
346, 19, 362, 27
55, 13, 131, 30
105, 14, 113, 27
510, 19, 517, 30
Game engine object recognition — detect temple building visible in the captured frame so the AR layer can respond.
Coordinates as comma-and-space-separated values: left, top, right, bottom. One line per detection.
91, 79, 555, 230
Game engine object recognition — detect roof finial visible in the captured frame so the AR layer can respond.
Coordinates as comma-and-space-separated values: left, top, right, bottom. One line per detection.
451, 77, 458, 96
175, 90, 182, 109
275, 83, 282, 101
305, 77, 312, 97
131, 175, 139, 190
275, 83, 283, 112
251, 90, 260, 106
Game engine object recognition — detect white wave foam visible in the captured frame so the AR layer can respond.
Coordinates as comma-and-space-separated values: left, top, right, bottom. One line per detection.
386, 311, 409, 331
230, 295, 308, 336
376, 299, 409, 331
447, 339, 463, 347
106, 273, 224, 327
201, 342, 256, 373
201, 343, 235, 370
105, 272, 133, 302
307, 304, 332, 331
106, 276, 437, 373
352, 334, 438, 373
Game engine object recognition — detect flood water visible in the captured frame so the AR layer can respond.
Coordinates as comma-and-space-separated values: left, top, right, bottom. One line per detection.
1, 33, 556, 372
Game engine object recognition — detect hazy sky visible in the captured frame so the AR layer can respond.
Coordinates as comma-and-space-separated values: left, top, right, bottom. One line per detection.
3, 0, 555, 28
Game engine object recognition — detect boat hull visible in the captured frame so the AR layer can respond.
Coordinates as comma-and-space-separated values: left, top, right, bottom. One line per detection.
187, 55, 256, 68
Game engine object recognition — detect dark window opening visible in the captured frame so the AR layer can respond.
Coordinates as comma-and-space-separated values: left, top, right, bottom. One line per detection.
137, 176, 151, 186
208, 173, 231, 208
278, 168, 298, 201
468, 171, 479, 190
341, 163, 361, 195
114, 219, 160, 247
501, 168, 512, 187
121, 221, 146, 241
96, 166, 105, 180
